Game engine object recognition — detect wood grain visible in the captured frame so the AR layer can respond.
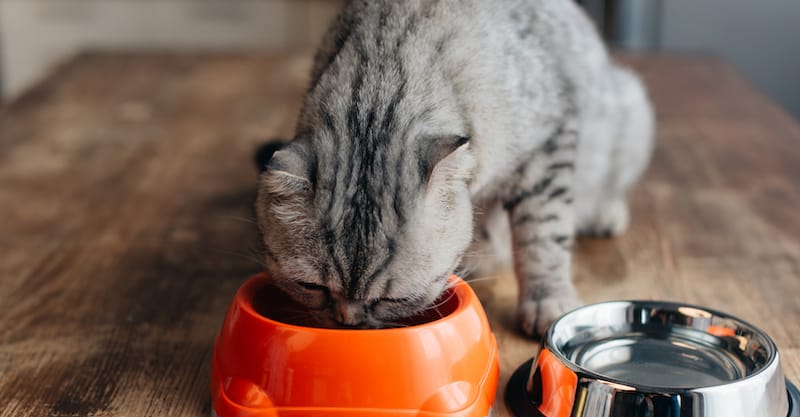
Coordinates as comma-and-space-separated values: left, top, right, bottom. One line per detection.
0, 52, 798, 417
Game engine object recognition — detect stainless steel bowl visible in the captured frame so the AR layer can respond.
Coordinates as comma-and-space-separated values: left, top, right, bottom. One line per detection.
506, 301, 800, 417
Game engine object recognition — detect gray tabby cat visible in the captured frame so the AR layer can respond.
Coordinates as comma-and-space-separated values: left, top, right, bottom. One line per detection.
256, 0, 653, 336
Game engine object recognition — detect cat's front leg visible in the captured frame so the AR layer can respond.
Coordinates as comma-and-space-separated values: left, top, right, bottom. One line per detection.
504, 127, 583, 337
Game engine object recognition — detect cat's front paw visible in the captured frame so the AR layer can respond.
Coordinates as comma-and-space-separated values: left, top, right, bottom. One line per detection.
517, 294, 583, 337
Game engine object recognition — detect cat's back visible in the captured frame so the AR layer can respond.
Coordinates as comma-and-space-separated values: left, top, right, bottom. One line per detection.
310, 0, 606, 88
299, 0, 613, 195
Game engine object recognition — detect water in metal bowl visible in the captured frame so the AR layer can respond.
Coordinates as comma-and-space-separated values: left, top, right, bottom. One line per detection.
506, 301, 799, 417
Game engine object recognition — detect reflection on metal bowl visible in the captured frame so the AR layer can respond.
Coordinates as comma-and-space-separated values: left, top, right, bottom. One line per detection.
506, 301, 799, 417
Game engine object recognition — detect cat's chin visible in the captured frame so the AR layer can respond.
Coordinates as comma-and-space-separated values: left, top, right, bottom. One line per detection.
299, 311, 398, 330
327, 321, 385, 330
279, 308, 453, 331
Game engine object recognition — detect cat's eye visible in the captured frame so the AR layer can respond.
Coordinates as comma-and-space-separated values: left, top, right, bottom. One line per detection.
369, 296, 426, 322
294, 281, 331, 310
296, 281, 328, 292
372, 297, 413, 306
369, 296, 417, 315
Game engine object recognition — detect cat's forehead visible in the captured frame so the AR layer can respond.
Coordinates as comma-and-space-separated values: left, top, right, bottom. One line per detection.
326, 224, 398, 298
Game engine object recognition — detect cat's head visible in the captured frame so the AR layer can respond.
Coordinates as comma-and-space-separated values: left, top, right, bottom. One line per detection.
255, 135, 475, 328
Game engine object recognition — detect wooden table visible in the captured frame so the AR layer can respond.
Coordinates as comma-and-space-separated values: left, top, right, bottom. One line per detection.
1, 52, 798, 417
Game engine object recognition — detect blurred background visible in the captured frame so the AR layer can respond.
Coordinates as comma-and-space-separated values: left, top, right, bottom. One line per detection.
1, 0, 798, 118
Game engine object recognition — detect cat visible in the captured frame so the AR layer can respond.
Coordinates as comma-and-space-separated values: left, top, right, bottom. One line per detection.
255, 0, 653, 336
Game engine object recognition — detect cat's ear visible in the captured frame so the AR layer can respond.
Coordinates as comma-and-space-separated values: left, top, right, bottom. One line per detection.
259, 142, 314, 197
254, 140, 288, 173
418, 135, 472, 182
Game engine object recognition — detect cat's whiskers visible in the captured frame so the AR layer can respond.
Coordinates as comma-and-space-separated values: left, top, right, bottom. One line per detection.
426, 286, 459, 310
218, 215, 259, 225
214, 247, 269, 269
461, 275, 504, 285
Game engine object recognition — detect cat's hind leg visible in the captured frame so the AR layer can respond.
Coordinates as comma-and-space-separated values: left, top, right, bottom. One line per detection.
461, 203, 513, 278
504, 125, 582, 337
576, 66, 653, 238
577, 198, 629, 237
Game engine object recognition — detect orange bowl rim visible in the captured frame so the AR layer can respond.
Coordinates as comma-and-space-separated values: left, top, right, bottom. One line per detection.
236, 273, 472, 335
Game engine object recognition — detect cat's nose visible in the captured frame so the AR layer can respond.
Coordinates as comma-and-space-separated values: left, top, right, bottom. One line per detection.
334, 302, 367, 326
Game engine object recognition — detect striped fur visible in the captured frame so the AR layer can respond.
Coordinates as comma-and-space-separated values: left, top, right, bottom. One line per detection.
256, 0, 654, 335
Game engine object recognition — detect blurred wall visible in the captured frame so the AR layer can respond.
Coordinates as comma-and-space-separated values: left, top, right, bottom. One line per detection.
661, 0, 800, 117
0, 0, 343, 99
580, 0, 800, 118
1, 0, 799, 119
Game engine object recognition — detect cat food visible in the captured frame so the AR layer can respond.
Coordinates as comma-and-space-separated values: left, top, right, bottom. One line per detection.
251, 281, 461, 328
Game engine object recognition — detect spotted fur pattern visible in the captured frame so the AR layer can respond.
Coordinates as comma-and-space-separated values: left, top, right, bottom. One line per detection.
256, 0, 653, 336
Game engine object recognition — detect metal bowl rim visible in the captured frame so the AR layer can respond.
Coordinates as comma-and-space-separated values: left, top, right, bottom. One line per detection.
505, 358, 800, 417
543, 299, 781, 393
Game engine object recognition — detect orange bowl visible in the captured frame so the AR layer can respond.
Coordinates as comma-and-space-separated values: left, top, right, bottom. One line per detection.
210, 273, 499, 417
